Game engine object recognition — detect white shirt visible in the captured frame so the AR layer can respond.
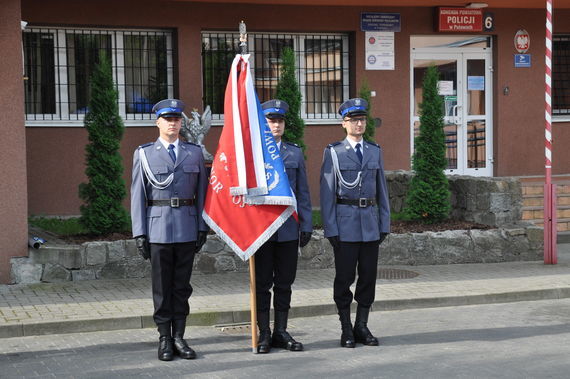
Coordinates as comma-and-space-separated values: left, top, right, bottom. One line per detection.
159, 137, 179, 158
345, 138, 364, 159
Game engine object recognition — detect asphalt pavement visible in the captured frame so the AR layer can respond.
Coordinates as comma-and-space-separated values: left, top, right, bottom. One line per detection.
2, 298, 570, 378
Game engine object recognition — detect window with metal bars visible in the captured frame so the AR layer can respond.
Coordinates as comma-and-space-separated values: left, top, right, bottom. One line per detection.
553, 35, 570, 116
202, 31, 350, 122
23, 26, 175, 125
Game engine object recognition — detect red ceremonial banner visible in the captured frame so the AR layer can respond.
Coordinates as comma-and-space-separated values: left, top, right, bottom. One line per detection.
203, 54, 295, 261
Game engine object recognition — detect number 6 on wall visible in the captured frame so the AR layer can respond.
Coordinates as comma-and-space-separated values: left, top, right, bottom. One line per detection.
484, 12, 494, 32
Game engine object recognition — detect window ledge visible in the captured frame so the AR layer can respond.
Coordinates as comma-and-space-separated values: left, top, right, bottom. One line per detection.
25, 120, 155, 128
553, 116, 570, 123
210, 118, 342, 127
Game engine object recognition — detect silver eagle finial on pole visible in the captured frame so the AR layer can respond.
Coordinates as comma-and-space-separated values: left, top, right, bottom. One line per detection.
180, 106, 213, 163
239, 20, 247, 55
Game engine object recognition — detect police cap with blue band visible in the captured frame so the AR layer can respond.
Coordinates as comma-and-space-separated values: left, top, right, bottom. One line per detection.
338, 98, 368, 118
152, 98, 185, 118
262, 99, 289, 119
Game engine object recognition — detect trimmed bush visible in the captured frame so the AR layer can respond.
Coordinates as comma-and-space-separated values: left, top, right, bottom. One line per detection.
79, 53, 129, 235
358, 78, 376, 142
275, 47, 306, 153
403, 65, 451, 223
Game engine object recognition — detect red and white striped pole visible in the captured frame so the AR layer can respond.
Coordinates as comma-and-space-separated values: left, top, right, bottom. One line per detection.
544, 0, 557, 264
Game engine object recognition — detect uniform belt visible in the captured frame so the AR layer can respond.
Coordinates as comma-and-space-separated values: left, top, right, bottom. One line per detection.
336, 197, 376, 208
147, 198, 195, 208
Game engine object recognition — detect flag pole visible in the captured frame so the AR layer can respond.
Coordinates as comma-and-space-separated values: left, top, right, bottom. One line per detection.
249, 256, 258, 353
238, 20, 259, 353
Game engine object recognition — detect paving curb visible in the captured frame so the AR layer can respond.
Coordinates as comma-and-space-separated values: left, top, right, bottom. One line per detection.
3, 287, 570, 339
558, 231, 570, 244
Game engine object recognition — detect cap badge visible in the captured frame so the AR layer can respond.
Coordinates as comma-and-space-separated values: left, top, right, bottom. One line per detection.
355, 99, 361, 106
170, 100, 177, 107
276, 100, 281, 108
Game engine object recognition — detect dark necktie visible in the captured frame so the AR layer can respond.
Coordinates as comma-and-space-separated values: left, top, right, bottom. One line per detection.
168, 144, 176, 163
355, 143, 363, 163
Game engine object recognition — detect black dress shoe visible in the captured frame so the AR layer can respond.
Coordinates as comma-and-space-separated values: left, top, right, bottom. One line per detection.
272, 330, 303, 351
158, 336, 174, 361
257, 329, 272, 354
353, 324, 379, 346
272, 311, 303, 351
340, 329, 356, 348
338, 308, 355, 348
173, 337, 197, 359
353, 305, 379, 346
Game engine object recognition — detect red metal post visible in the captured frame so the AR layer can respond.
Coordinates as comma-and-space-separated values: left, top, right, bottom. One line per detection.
544, 0, 557, 264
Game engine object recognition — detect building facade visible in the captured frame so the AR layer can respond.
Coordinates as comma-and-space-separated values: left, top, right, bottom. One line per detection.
1, 0, 569, 282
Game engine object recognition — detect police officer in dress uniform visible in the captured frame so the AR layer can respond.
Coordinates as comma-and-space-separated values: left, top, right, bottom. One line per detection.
131, 99, 208, 361
255, 99, 313, 354
319, 98, 390, 348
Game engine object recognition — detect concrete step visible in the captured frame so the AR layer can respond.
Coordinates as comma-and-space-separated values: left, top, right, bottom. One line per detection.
558, 231, 570, 243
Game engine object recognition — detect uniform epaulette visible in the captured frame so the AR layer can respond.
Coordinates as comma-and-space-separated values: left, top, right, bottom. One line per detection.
182, 141, 200, 148
365, 140, 381, 148
327, 142, 342, 148
138, 142, 153, 149
284, 141, 300, 148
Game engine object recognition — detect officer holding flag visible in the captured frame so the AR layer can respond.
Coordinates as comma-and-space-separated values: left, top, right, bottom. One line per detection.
254, 99, 313, 354
320, 98, 390, 349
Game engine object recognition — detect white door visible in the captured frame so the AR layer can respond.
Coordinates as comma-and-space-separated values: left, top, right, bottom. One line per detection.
410, 46, 493, 176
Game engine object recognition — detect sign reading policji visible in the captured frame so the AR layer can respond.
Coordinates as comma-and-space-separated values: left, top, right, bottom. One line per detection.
438, 7, 483, 32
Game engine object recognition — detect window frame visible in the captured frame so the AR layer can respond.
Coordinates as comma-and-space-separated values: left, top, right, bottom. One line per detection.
553, 34, 570, 122
23, 26, 175, 127
201, 31, 350, 125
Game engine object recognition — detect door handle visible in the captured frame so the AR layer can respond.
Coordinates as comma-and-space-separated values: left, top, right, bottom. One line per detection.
452, 104, 462, 125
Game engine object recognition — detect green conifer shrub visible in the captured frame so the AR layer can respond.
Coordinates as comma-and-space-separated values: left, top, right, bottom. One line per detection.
358, 78, 376, 142
275, 47, 306, 152
79, 53, 129, 235
403, 65, 451, 223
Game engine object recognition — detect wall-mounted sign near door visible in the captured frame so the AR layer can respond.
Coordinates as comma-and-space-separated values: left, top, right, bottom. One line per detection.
437, 8, 494, 33
438, 8, 483, 32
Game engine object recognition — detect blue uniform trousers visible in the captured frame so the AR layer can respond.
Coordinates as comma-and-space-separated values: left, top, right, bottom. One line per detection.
254, 240, 299, 313
333, 240, 380, 310
150, 242, 196, 325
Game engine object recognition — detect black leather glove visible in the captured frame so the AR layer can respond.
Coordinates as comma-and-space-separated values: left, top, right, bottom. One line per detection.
379, 232, 389, 245
299, 232, 312, 248
135, 235, 150, 260
327, 236, 340, 250
196, 231, 208, 253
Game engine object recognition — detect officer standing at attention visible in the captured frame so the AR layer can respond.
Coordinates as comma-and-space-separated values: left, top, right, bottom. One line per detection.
255, 99, 313, 354
131, 99, 208, 361
319, 98, 390, 348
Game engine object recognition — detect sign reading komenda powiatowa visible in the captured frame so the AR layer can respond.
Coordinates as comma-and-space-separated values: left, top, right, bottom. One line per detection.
438, 7, 483, 32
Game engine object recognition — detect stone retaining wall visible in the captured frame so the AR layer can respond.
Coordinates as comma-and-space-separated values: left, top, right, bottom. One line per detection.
12, 173, 538, 284
386, 171, 522, 227
11, 224, 542, 284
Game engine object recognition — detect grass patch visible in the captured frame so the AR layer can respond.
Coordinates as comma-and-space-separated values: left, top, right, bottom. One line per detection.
390, 212, 408, 221
312, 209, 323, 228
29, 216, 87, 236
